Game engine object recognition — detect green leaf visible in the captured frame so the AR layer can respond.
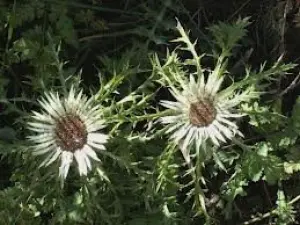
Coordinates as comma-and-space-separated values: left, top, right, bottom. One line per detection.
283, 146, 300, 175
241, 143, 284, 184
222, 171, 248, 219
263, 156, 284, 185
268, 128, 298, 148
209, 17, 250, 55
284, 162, 300, 174
241, 101, 286, 133
242, 151, 264, 182
56, 15, 78, 47
274, 189, 295, 224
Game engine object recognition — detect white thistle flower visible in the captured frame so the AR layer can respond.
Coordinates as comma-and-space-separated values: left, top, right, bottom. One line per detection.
28, 87, 108, 180
160, 72, 253, 162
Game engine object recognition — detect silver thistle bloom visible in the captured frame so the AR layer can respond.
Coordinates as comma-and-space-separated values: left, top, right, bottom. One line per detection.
160, 71, 254, 162
157, 21, 257, 163
28, 87, 108, 179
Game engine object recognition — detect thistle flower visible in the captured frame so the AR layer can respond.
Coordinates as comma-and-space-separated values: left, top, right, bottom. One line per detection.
156, 20, 260, 163
160, 72, 254, 161
28, 87, 108, 180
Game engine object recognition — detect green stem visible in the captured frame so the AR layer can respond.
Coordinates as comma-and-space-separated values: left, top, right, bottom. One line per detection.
232, 137, 253, 151
242, 194, 300, 225
57, 60, 67, 96
193, 152, 210, 221
106, 109, 173, 123
49, 37, 67, 96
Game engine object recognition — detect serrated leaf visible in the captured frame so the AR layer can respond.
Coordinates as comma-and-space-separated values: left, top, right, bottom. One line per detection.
209, 17, 250, 55
268, 128, 298, 148
284, 162, 300, 174
241, 101, 286, 132
242, 151, 264, 182
212, 151, 227, 172
241, 144, 283, 184
263, 157, 284, 185
274, 189, 295, 224
257, 142, 270, 157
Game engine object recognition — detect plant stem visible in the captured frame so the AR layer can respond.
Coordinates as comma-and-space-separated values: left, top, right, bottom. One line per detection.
106, 109, 173, 123
242, 194, 300, 224
193, 153, 210, 221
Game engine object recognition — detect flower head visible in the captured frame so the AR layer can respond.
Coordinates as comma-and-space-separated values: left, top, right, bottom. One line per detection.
156, 20, 259, 163
160, 72, 252, 161
28, 87, 108, 180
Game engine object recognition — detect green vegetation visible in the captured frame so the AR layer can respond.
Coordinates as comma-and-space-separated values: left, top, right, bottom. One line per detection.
0, 0, 300, 224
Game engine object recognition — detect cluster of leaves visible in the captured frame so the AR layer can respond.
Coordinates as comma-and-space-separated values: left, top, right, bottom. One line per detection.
0, 0, 300, 225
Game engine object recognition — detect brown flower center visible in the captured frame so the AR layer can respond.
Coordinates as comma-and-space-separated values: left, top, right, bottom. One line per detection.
55, 115, 88, 152
189, 99, 216, 127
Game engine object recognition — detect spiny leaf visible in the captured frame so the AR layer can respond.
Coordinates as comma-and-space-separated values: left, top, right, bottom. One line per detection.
209, 17, 251, 55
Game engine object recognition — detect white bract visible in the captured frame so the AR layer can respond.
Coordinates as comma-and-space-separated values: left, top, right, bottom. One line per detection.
160, 73, 249, 154
28, 87, 108, 180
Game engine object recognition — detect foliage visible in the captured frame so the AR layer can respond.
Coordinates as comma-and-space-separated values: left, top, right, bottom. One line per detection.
0, 0, 300, 225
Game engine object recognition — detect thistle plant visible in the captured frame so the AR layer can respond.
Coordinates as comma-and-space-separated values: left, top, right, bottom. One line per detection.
1, 0, 300, 223
153, 18, 295, 219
